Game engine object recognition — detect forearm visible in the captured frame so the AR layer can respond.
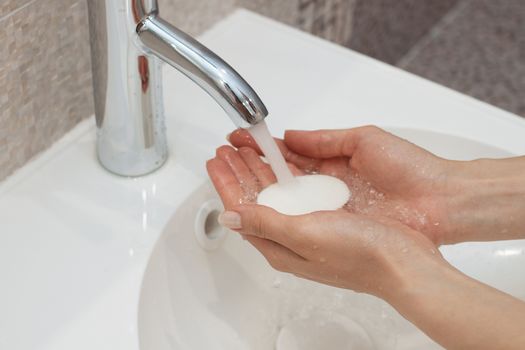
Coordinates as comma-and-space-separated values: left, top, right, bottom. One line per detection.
388, 257, 525, 350
443, 156, 525, 244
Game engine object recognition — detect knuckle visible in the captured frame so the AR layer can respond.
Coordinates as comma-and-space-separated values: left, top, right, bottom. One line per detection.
250, 212, 267, 239
362, 125, 378, 132
255, 218, 266, 239
318, 133, 333, 154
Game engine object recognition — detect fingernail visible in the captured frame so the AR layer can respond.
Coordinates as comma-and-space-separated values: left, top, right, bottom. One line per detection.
218, 211, 242, 229
226, 132, 232, 143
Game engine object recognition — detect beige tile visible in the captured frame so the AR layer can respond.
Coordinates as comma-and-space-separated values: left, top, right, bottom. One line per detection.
0, 0, 93, 181
0, 0, 33, 20
0, 0, 357, 181
159, 0, 237, 35
349, 0, 459, 64
237, 0, 355, 45
400, 0, 525, 117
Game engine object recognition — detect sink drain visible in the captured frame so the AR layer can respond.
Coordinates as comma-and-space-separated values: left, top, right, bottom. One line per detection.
276, 312, 375, 350
194, 199, 228, 251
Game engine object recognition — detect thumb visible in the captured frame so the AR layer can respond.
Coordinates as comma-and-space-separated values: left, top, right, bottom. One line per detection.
218, 204, 303, 248
284, 126, 379, 159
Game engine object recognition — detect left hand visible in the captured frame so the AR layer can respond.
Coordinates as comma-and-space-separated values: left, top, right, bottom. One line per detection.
206, 143, 441, 299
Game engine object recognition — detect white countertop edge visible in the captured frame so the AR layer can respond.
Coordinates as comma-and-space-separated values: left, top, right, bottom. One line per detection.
0, 117, 96, 195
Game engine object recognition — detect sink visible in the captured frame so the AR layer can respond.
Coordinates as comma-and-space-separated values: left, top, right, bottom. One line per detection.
138, 128, 525, 350
2, 10, 525, 350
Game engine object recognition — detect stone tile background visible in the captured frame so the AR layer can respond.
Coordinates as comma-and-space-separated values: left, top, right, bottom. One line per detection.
349, 0, 459, 64
160, 0, 356, 46
399, 0, 525, 117
0, 0, 357, 181
1, 0, 524, 181
0, 0, 92, 181
0, 0, 33, 19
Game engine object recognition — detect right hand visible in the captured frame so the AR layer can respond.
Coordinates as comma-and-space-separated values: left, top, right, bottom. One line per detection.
206, 137, 444, 300
217, 204, 443, 300
229, 126, 453, 244
229, 126, 525, 244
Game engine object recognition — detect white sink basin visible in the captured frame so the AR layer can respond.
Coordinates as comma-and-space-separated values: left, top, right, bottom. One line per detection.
2, 10, 525, 350
138, 128, 525, 350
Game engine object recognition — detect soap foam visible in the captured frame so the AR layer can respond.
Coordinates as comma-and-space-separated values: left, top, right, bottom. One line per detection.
257, 175, 351, 215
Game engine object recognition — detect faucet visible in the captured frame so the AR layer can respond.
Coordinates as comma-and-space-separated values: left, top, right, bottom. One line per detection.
87, 0, 268, 176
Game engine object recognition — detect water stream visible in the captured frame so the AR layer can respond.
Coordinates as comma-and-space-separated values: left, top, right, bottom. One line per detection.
248, 121, 295, 184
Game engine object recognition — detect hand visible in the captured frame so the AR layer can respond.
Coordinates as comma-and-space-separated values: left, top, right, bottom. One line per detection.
215, 205, 525, 350
228, 126, 525, 244
217, 205, 442, 299
207, 127, 525, 350
206, 136, 442, 299
227, 125, 452, 244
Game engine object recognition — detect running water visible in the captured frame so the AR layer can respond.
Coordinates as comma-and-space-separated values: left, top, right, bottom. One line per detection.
248, 120, 351, 215
248, 121, 295, 184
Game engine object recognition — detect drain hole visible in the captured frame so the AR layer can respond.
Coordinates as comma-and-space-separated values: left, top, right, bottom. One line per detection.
195, 199, 228, 251
204, 209, 221, 239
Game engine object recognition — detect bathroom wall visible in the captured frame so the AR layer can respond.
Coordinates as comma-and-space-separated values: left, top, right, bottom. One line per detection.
160, 0, 356, 47
399, 0, 525, 118
0, 0, 92, 182
1, 0, 523, 182
0, 0, 357, 182
349, 0, 458, 64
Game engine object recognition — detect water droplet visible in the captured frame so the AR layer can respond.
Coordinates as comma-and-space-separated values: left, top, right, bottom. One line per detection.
319, 257, 327, 263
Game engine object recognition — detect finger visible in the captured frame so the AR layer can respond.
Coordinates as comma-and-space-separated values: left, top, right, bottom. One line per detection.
229, 129, 261, 153
244, 235, 308, 273
231, 204, 314, 254
216, 145, 259, 191
238, 147, 277, 187
230, 129, 320, 171
315, 157, 349, 179
206, 158, 243, 209
284, 126, 381, 159
287, 162, 305, 177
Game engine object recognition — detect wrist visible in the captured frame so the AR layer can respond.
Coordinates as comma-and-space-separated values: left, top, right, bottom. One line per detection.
384, 245, 525, 350
441, 157, 525, 243
381, 246, 452, 306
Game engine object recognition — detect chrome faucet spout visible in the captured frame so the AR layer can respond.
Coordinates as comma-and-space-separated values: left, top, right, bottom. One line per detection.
137, 15, 268, 128
87, 1, 267, 177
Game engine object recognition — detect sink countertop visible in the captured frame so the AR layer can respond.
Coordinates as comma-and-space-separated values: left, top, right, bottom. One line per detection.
1, 10, 525, 350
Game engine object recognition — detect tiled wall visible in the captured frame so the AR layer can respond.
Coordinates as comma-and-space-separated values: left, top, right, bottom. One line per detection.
0, 0, 92, 181
1, 0, 523, 181
0, 0, 356, 181
161, 0, 356, 46
399, 0, 525, 117
349, 0, 458, 64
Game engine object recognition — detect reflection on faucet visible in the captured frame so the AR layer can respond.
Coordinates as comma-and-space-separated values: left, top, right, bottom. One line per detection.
138, 56, 149, 94
87, 0, 268, 177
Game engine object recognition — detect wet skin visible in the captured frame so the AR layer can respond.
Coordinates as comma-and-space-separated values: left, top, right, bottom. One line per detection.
207, 126, 525, 350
